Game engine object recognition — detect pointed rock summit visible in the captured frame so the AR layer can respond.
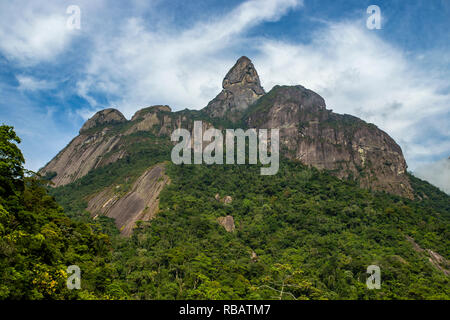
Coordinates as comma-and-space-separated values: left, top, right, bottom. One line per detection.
222, 56, 264, 94
203, 56, 265, 121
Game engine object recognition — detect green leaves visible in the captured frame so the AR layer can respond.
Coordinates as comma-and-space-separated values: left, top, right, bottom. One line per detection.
0, 126, 114, 299
0, 125, 25, 198
4, 123, 448, 300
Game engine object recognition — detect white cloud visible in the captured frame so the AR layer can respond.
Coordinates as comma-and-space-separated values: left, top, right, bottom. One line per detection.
75, 0, 303, 118
16, 75, 55, 91
0, 3, 72, 65
413, 157, 450, 194
0, 0, 103, 65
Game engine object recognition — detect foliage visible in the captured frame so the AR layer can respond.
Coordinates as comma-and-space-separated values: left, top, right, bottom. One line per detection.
2, 123, 449, 300
51, 149, 449, 299
0, 125, 25, 199
103, 160, 447, 300
0, 125, 115, 299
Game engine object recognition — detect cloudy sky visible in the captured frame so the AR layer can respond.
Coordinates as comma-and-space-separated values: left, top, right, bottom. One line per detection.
0, 0, 449, 193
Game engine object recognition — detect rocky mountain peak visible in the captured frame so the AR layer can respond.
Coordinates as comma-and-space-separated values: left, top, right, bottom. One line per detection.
270, 85, 326, 110
244, 84, 413, 198
222, 56, 264, 94
80, 108, 127, 134
42, 57, 414, 198
203, 56, 265, 121
131, 105, 172, 121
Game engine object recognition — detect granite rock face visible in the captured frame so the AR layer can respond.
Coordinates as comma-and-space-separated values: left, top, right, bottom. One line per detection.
203, 56, 265, 121
39, 105, 211, 187
40, 128, 124, 187
244, 85, 413, 198
40, 108, 128, 187
87, 164, 170, 236
80, 108, 127, 134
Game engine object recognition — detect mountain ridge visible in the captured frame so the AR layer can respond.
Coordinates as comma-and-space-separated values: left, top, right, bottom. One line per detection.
40, 56, 412, 198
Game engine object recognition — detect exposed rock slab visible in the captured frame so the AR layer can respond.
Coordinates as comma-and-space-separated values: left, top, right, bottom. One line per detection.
217, 215, 235, 232
40, 129, 123, 187
406, 236, 450, 276
87, 163, 170, 236
214, 194, 233, 204
40, 105, 211, 187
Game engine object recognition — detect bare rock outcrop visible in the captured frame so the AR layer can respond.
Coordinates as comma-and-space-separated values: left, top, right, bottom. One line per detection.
245, 85, 413, 198
126, 105, 173, 135
40, 128, 123, 187
203, 56, 265, 121
217, 215, 235, 232
87, 163, 170, 236
406, 236, 450, 276
222, 196, 233, 204
250, 250, 258, 262
40, 109, 128, 187
214, 194, 233, 204
80, 108, 126, 134
39, 104, 213, 187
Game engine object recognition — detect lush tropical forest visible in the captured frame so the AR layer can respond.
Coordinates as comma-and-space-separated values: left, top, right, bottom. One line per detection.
1, 125, 449, 299
0, 125, 112, 299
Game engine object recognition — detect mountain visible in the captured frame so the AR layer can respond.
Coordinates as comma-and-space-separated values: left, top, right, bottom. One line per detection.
41, 56, 412, 196
8, 57, 450, 300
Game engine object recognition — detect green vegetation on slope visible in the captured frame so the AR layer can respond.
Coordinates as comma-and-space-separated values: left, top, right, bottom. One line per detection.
49, 131, 172, 222
0, 125, 114, 299
50, 128, 449, 299
2, 124, 449, 300
101, 161, 449, 299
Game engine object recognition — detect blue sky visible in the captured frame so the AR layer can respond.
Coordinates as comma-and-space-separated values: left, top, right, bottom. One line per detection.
0, 0, 449, 192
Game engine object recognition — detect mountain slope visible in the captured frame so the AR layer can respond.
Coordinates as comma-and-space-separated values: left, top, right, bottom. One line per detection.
86, 163, 170, 236
244, 85, 412, 198
49, 154, 450, 299
41, 56, 413, 199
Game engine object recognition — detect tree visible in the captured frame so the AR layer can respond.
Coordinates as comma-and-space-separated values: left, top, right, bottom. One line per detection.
0, 125, 25, 199
0, 125, 113, 299
257, 263, 325, 300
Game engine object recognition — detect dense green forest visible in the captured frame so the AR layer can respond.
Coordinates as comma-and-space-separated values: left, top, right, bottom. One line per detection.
0, 125, 115, 299
1, 125, 449, 299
